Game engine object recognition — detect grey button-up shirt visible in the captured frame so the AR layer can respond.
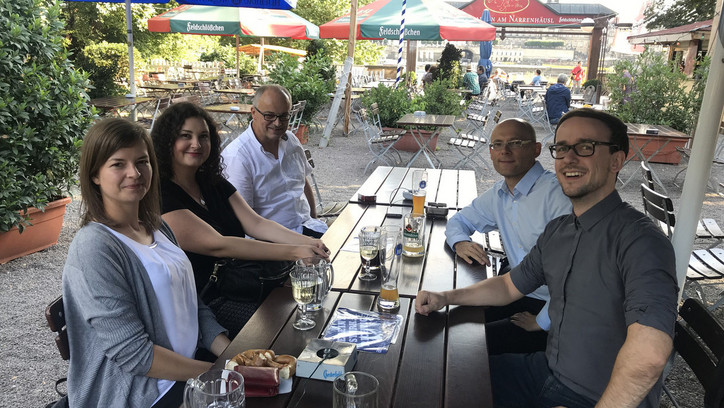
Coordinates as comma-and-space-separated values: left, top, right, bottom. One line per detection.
511, 191, 679, 407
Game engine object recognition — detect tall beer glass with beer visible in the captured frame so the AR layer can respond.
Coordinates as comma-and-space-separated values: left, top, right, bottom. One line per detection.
411, 170, 427, 215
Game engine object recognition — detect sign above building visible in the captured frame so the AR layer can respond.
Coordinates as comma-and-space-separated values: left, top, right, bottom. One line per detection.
461, 0, 615, 27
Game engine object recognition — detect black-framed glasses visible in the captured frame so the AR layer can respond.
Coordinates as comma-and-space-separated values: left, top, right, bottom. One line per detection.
254, 108, 291, 122
489, 139, 534, 151
548, 141, 620, 159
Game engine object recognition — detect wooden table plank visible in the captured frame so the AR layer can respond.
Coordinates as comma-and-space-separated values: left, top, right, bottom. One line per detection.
393, 305, 447, 407
457, 169, 479, 209
419, 216, 456, 294
333, 205, 387, 292
446, 305, 492, 407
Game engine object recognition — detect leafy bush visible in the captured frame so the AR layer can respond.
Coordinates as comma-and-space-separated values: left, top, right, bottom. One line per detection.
76, 41, 138, 98
607, 48, 707, 134
0, 0, 94, 232
266, 53, 335, 123
438, 43, 462, 85
360, 84, 421, 127
417, 78, 465, 116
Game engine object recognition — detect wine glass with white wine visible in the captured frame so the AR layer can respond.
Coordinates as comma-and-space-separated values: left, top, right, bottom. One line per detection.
290, 266, 317, 330
358, 226, 381, 281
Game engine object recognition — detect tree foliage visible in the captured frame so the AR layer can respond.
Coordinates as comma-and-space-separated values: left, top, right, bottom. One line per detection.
438, 43, 462, 85
0, 0, 94, 232
643, 0, 716, 29
265, 53, 335, 123
607, 48, 709, 135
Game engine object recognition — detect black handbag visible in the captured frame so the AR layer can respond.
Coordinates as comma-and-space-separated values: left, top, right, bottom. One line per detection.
200, 259, 294, 304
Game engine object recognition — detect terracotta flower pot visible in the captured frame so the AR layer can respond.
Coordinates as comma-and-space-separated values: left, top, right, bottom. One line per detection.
295, 124, 309, 145
0, 197, 71, 264
386, 129, 438, 153
625, 135, 688, 165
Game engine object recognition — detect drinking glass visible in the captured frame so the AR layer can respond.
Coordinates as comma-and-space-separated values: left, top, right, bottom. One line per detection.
358, 226, 381, 281
333, 371, 379, 408
379, 226, 402, 313
411, 170, 428, 215
184, 369, 245, 408
402, 213, 426, 257
290, 266, 317, 330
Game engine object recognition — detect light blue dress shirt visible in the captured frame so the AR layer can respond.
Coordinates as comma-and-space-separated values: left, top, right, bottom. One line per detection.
445, 161, 571, 330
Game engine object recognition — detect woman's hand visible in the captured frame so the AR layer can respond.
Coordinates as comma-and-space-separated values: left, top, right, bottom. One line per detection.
310, 239, 330, 257
293, 244, 329, 261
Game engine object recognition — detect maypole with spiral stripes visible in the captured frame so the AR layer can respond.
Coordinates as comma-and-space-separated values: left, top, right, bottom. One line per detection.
394, 0, 406, 88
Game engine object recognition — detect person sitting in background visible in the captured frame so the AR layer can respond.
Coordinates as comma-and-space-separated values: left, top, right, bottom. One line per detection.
530, 69, 543, 86
63, 118, 230, 408
545, 74, 571, 124
422, 64, 433, 88
477, 65, 489, 94
445, 118, 571, 355
462, 68, 481, 100
151, 102, 328, 334
221, 85, 328, 238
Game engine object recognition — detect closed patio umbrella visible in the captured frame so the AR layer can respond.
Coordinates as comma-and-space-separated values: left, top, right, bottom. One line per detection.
478, 9, 493, 77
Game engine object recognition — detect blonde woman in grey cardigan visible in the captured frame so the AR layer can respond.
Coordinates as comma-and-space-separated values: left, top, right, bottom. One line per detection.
62, 119, 230, 408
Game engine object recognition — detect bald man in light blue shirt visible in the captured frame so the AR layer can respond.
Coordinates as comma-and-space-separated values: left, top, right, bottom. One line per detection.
445, 118, 571, 354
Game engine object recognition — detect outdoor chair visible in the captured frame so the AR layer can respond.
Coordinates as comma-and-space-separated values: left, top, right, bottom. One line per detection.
197, 82, 219, 105
449, 110, 502, 170
358, 108, 403, 174
640, 183, 724, 310
673, 133, 724, 194
641, 161, 723, 248
288, 100, 307, 136
582, 85, 596, 104
662, 298, 724, 408
304, 149, 346, 218
45, 296, 69, 399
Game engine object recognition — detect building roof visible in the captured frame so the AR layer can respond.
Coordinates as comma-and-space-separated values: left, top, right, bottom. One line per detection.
543, 3, 615, 17
628, 19, 712, 44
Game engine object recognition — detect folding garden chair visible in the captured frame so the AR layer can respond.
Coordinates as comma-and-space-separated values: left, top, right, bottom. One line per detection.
358, 108, 403, 174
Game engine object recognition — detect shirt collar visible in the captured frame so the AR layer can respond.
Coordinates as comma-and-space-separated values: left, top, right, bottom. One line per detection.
496, 161, 545, 197
576, 190, 624, 231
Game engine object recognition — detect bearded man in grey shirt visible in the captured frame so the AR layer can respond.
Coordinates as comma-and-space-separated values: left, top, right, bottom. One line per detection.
415, 108, 678, 408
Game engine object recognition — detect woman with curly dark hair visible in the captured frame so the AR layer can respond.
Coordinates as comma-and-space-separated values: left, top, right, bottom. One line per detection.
151, 103, 328, 330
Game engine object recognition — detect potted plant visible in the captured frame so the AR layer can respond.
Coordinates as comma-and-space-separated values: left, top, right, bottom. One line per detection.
266, 52, 336, 142
0, 0, 94, 263
359, 84, 427, 152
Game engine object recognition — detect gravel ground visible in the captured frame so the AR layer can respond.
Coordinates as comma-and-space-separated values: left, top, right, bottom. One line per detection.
1, 103, 723, 408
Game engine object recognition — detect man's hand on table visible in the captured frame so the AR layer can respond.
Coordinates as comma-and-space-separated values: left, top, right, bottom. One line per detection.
454, 241, 491, 266
415, 290, 448, 316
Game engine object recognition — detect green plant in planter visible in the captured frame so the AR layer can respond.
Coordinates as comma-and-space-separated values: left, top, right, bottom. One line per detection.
418, 78, 465, 117
360, 84, 421, 128
266, 53, 334, 123
0, 0, 94, 232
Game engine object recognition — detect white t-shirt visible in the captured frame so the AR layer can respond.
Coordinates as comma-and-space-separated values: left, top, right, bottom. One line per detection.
221, 122, 328, 234
101, 224, 199, 403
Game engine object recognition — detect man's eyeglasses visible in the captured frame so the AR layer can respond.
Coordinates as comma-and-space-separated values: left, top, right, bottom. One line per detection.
548, 141, 620, 159
489, 139, 534, 151
254, 108, 291, 122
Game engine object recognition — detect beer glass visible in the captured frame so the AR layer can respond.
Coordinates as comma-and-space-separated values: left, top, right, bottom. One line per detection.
295, 256, 334, 311
290, 266, 317, 330
411, 170, 428, 215
184, 369, 245, 408
333, 372, 379, 408
402, 213, 425, 257
358, 226, 381, 281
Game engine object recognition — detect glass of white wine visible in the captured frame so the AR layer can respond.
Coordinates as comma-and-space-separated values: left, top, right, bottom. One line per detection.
290, 266, 317, 330
358, 226, 381, 281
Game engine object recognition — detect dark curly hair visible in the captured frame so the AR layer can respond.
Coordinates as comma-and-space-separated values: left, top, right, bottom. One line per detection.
150, 102, 224, 184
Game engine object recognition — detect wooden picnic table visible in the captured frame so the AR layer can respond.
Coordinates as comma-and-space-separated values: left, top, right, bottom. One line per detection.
212, 168, 495, 407
89, 96, 157, 118
349, 166, 478, 210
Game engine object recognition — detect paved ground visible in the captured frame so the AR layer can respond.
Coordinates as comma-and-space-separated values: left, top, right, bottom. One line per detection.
1, 103, 722, 407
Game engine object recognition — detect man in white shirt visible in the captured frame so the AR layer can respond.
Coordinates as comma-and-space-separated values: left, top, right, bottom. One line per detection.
221, 84, 327, 237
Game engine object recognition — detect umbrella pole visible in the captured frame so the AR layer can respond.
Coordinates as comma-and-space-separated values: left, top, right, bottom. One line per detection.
395, 0, 407, 87
671, 10, 724, 301
236, 35, 240, 78
343, 0, 358, 136
125, 0, 136, 121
